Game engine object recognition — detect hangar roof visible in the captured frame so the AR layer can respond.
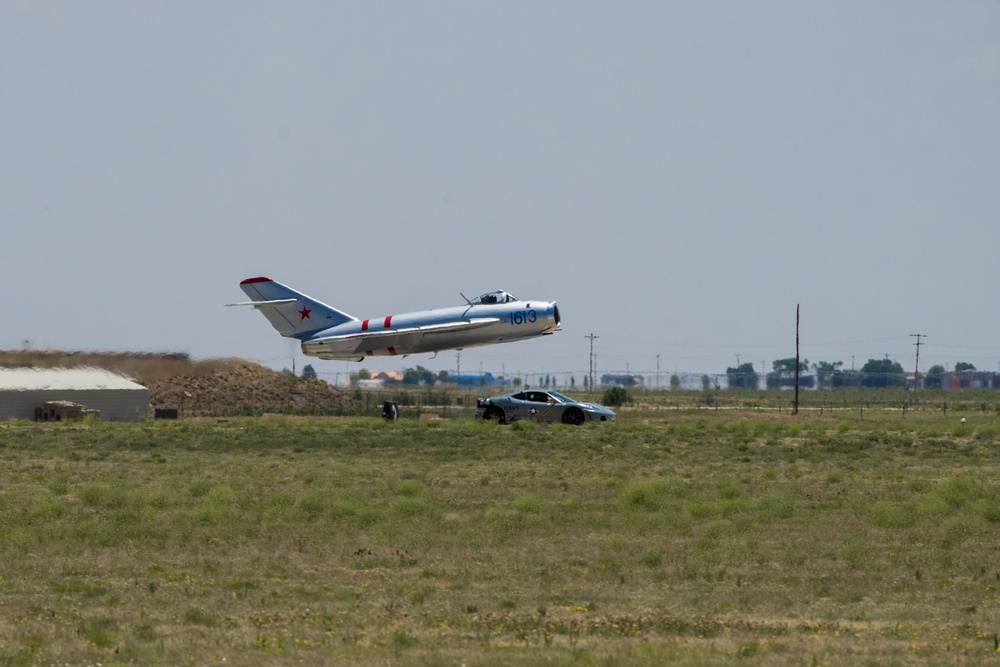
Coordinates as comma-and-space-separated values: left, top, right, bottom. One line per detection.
0, 368, 145, 391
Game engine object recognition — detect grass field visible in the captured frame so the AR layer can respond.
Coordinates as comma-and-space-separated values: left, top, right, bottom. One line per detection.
3, 408, 1000, 665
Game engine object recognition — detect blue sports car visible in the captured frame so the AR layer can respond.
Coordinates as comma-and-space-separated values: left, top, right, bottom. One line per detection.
475, 390, 616, 425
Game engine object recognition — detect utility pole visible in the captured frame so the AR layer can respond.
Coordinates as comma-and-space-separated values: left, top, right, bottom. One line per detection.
585, 333, 599, 393
656, 354, 660, 390
910, 333, 926, 391
793, 304, 800, 415
456, 351, 461, 379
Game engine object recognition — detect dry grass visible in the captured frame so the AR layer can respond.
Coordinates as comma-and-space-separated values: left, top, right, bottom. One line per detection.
1, 414, 1000, 665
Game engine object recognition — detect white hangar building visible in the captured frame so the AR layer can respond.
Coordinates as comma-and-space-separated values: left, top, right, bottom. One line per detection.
0, 368, 149, 422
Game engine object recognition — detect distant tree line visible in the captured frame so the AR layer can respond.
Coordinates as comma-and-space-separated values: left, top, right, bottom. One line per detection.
922, 362, 976, 389
311, 359, 985, 391
349, 366, 445, 387
725, 358, 979, 390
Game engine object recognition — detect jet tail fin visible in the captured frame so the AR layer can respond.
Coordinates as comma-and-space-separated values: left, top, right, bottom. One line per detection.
229, 277, 356, 338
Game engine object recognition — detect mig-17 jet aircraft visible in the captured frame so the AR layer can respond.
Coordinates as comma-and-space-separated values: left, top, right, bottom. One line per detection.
228, 277, 561, 362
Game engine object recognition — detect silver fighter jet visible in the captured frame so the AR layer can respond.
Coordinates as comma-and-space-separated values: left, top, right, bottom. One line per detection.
228, 277, 561, 362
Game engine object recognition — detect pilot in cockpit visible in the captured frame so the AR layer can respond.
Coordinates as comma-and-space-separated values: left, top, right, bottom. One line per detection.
473, 291, 517, 305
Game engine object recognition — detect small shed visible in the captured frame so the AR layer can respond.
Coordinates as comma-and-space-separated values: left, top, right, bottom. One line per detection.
35, 400, 100, 422
0, 368, 148, 422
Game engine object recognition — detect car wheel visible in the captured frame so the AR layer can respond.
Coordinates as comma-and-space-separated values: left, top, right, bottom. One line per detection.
483, 406, 506, 424
562, 407, 584, 425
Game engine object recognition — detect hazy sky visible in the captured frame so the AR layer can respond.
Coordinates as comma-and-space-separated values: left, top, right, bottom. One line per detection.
3, 2, 998, 383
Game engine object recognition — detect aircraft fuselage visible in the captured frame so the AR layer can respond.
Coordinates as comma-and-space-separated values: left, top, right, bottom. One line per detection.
301, 300, 560, 360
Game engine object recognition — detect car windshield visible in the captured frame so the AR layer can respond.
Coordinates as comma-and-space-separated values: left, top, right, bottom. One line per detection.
471, 290, 517, 305
546, 391, 573, 403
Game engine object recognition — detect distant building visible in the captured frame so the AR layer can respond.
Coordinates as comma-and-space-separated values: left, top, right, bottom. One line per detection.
449, 373, 510, 388
357, 371, 405, 389
0, 368, 148, 421
601, 374, 645, 388
944, 370, 1000, 390
767, 373, 816, 390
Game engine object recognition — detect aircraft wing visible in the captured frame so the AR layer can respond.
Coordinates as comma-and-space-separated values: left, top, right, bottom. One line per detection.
305, 318, 499, 356
334, 318, 499, 340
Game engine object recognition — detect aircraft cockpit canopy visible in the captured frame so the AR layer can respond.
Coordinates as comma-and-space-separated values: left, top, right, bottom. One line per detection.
471, 290, 518, 305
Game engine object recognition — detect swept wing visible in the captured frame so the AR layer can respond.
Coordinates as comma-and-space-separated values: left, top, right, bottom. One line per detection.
302, 318, 500, 358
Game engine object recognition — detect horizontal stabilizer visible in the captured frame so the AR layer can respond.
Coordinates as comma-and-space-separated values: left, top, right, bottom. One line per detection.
232, 277, 357, 338
225, 299, 297, 308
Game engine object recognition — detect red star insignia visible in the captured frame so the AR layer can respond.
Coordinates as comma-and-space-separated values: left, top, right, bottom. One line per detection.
298, 306, 312, 320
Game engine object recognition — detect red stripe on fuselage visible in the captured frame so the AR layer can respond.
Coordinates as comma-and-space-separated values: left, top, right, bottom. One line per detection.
384, 315, 392, 329
362, 319, 369, 331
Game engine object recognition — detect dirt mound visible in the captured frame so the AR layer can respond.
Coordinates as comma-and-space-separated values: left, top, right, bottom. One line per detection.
0, 350, 355, 416
146, 359, 356, 416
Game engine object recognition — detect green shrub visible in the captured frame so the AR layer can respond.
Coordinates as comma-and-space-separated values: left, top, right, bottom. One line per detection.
602, 386, 629, 407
